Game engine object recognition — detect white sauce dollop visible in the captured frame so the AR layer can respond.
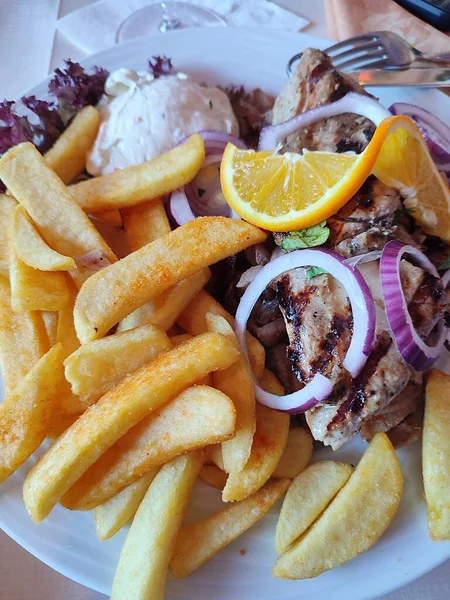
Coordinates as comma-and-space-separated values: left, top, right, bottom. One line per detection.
87, 68, 239, 176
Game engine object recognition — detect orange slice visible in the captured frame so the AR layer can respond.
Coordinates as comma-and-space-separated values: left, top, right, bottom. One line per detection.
221, 115, 450, 239
373, 117, 450, 242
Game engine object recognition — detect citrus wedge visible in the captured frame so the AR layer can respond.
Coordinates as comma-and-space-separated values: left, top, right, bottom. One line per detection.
221, 115, 450, 239
373, 116, 450, 241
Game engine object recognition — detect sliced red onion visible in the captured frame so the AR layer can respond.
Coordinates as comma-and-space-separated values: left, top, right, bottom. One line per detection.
259, 92, 390, 151
236, 266, 263, 289
75, 250, 111, 270
389, 103, 450, 172
235, 248, 376, 413
198, 129, 247, 150
442, 268, 450, 288
169, 189, 196, 225
380, 240, 446, 371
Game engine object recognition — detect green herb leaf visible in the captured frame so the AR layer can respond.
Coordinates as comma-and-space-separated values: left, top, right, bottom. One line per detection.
198, 188, 206, 197
306, 266, 327, 280
281, 221, 330, 252
440, 254, 450, 270
209, 100, 213, 110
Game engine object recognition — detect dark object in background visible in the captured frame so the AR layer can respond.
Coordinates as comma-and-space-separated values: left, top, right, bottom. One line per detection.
396, 0, 450, 30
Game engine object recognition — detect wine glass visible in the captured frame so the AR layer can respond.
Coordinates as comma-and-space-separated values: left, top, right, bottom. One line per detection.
116, 1, 227, 43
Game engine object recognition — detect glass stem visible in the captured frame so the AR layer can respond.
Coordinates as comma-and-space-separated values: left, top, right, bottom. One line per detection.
159, 2, 182, 32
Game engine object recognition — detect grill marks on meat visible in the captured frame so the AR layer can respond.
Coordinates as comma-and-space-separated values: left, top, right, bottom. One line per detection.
328, 177, 402, 257
272, 48, 375, 155
306, 331, 411, 449
276, 269, 352, 383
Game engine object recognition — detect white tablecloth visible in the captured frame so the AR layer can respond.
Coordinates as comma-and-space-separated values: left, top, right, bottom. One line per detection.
0, 0, 448, 598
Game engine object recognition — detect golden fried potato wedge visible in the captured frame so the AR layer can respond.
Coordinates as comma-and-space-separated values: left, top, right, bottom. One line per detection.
62, 385, 236, 510
272, 428, 313, 479
222, 404, 289, 502
205, 444, 224, 470
171, 478, 290, 578
64, 324, 172, 405
23, 332, 238, 521
95, 209, 123, 228
273, 433, 403, 579
111, 451, 203, 600
71, 134, 205, 213
0, 343, 65, 483
275, 461, 353, 554
199, 465, 228, 491
0, 143, 116, 271
0, 194, 17, 276
259, 368, 284, 395
10, 250, 69, 312
117, 269, 210, 333
56, 276, 80, 356
423, 369, 450, 540
47, 412, 80, 440
94, 470, 158, 541
45, 106, 100, 185
74, 217, 265, 342
42, 311, 58, 346
206, 313, 256, 473
178, 289, 265, 380
0, 276, 49, 393
122, 198, 171, 251
13, 206, 76, 271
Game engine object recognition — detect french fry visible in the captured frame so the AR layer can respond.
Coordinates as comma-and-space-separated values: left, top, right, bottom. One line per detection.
94, 470, 158, 541
90, 215, 128, 259
206, 313, 256, 473
222, 404, 289, 502
199, 465, 228, 491
42, 311, 58, 346
71, 134, 205, 213
111, 451, 203, 600
169, 333, 212, 386
170, 478, 290, 578
272, 428, 313, 479
95, 209, 123, 228
0, 343, 65, 483
117, 269, 210, 333
9, 250, 69, 312
0, 277, 49, 393
13, 205, 76, 271
205, 444, 224, 469
44, 105, 100, 185
259, 368, 284, 395
56, 276, 80, 356
275, 461, 353, 554
0, 143, 117, 271
273, 433, 403, 579
74, 217, 266, 342
178, 289, 265, 380
423, 369, 450, 540
62, 385, 236, 510
122, 198, 171, 251
47, 412, 80, 440
0, 194, 17, 276
64, 324, 172, 405
23, 332, 239, 522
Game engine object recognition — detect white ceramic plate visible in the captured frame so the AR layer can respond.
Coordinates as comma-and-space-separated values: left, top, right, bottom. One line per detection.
0, 27, 449, 600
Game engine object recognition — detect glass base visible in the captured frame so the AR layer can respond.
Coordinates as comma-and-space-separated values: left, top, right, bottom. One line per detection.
117, 2, 227, 43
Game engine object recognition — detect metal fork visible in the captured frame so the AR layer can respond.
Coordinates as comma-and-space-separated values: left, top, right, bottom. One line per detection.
287, 31, 450, 76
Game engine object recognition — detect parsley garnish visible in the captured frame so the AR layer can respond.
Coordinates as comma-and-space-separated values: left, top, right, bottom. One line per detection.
209, 100, 213, 110
281, 221, 330, 252
306, 266, 327, 281
198, 188, 206, 197
440, 254, 450, 270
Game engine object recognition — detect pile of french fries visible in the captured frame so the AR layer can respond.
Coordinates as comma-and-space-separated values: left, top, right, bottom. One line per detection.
0, 104, 448, 600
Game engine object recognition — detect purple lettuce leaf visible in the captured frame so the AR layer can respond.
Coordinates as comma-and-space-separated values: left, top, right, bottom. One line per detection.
48, 59, 109, 111
148, 56, 173, 78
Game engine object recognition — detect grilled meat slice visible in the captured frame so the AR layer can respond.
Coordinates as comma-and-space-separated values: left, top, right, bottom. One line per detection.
387, 404, 424, 447
276, 268, 352, 384
359, 378, 424, 441
265, 343, 303, 394
272, 48, 375, 154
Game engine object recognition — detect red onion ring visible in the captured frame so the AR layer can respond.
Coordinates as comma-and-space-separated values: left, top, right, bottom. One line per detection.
389, 103, 450, 172
442, 268, 450, 289
235, 248, 376, 413
169, 189, 196, 225
380, 240, 446, 371
259, 92, 390, 151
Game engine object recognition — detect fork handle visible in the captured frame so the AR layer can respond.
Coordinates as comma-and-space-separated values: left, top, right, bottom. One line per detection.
417, 52, 450, 65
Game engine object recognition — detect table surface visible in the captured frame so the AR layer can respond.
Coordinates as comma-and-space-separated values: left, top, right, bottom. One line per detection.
0, 0, 449, 598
